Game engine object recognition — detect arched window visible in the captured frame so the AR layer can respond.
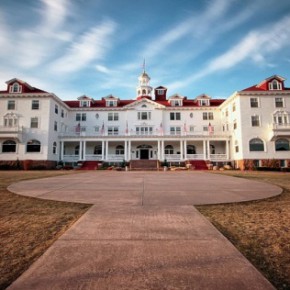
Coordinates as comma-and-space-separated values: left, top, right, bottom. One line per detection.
269, 80, 282, 90
26, 139, 41, 153
4, 113, 18, 127
53, 142, 57, 154
116, 145, 124, 155
75, 145, 79, 155
165, 145, 174, 155
94, 145, 102, 155
10, 83, 22, 93
2, 140, 16, 152
275, 139, 289, 151
142, 89, 146, 95
249, 138, 264, 152
187, 145, 196, 154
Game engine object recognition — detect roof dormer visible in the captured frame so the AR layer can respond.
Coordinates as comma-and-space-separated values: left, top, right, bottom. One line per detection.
268, 78, 283, 90
168, 94, 184, 107
77, 95, 93, 107
154, 86, 167, 101
195, 94, 211, 106
103, 95, 119, 107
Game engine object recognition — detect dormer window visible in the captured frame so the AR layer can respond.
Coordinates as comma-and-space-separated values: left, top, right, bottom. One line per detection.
106, 100, 117, 107
80, 100, 90, 107
199, 99, 209, 106
10, 83, 22, 93
171, 99, 182, 107
269, 79, 282, 90
157, 89, 163, 95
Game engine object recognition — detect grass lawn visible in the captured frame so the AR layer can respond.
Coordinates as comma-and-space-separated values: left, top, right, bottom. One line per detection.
0, 171, 91, 290
196, 171, 290, 290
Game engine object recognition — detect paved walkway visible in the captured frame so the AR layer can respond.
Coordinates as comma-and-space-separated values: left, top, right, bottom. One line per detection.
7, 171, 281, 290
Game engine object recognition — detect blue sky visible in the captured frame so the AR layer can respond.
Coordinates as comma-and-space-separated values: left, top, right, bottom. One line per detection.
0, 0, 290, 100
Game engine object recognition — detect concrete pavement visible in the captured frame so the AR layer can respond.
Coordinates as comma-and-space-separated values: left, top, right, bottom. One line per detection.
7, 171, 281, 290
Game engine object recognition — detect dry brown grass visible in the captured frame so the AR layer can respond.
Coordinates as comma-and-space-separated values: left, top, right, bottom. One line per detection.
197, 171, 290, 290
0, 171, 91, 290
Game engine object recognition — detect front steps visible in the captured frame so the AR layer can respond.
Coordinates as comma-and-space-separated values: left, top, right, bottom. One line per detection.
130, 160, 158, 171
79, 161, 99, 170
188, 160, 208, 170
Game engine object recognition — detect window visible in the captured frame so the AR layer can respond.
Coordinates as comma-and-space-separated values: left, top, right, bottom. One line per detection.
7, 100, 16, 110
269, 80, 282, 90
30, 117, 39, 128
251, 115, 260, 127
235, 141, 239, 153
273, 111, 289, 125
138, 112, 151, 120
4, 113, 18, 127
94, 126, 100, 133
108, 126, 119, 135
170, 126, 181, 135
32, 100, 39, 110
233, 120, 237, 130
232, 103, 236, 112
76, 113, 86, 121
53, 142, 57, 154
55, 104, 58, 114
106, 100, 117, 107
80, 100, 90, 107
116, 145, 124, 155
26, 139, 41, 153
136, 126, 153, 135
165, 145, 174, 154
249, 138, 264, 152
75, 145, 79, 155
2, 140, 16, 153
250, 98, 259, 108
170, 112, 181, 121
157, 89, 163, 95
275, 98, 284, 108
199, 99, 209, 106
275, 139, 289, 151
170, 99, 182, 106
108, 112, 119, 121
10, 83, 22, 93
202, 112, 213, 120
61, 109, 64, 118
54, 121, 57, 131
94, 145, 102, 155
187, 145, 196, 154
189, 126, 194, 132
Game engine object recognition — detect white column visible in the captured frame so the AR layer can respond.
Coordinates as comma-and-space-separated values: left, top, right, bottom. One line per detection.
128, 140, 131, 161
203, 140, 207, 160
102, 140, 105, 160
226, 140, 230, 160
184, 139, 187, 160
161, 140, 164, 160
105, 140, 108, 161
79, 141, 83, 160
157, 140, 160, 160
180, 140, 183, 160
83, 141, 86, 160
125, 140, 128, 161
207, 140, 211, 161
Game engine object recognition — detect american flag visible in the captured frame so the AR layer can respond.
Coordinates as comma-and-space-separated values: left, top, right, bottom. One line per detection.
183, 121, 187, 133
159, 122, 163, 135
125, 120, 128, 134
208, 122, 214, 135
75, 123, 80, 133
100, 122, 105, 135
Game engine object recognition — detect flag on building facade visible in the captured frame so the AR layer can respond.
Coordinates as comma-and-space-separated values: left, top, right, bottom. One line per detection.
125, 120, 129, 134
208, 122, 214, 134
100, 122, 105, 135
159, 122, 163, 135
75, 123, 80, 133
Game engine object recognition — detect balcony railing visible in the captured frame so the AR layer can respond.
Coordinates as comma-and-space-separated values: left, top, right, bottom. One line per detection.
0, 126, 23, 141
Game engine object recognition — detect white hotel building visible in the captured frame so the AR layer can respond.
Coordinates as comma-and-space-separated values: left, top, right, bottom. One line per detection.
0, 71, 289, 170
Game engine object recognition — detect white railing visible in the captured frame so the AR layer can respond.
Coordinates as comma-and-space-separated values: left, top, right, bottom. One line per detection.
63, 154, 79, 162
85, 154, 102, 161
164, 154, 181, 161
210, 154, 227, 161
187, 154, 204, 160
107, 155, 124, 161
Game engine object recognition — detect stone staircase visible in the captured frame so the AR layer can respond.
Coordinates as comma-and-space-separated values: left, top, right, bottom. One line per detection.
130, 160, 158, 171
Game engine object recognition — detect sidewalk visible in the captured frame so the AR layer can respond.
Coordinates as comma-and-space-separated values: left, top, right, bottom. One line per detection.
8, 172, 280, 289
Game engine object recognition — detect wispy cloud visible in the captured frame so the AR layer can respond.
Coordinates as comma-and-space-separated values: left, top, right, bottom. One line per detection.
49, 20, 117, 74
167, 16, 290, 92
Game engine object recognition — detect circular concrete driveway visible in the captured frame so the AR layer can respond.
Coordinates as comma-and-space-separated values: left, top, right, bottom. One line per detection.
8, 171, 281, 205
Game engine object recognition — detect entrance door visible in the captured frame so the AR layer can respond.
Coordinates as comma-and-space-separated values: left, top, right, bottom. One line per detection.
140, 149, 149, 159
